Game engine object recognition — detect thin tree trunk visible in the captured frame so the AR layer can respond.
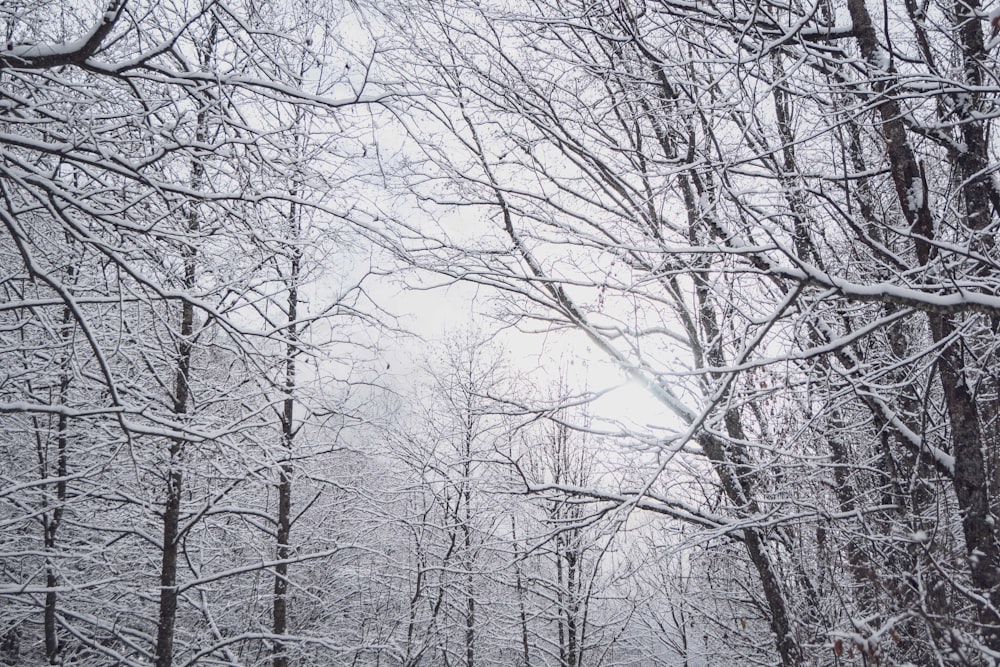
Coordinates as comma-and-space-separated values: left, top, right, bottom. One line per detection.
463, 508, 475, 667
155, 446, 184, 667
511, 517, 532, 667
565, 546, 579, 667
273, 199, 300, 667
462, 414, 475, 667
40, 300, 73, 663
154, 115, 204, 667
42, 395, 68, 662
154, 293, 193, 667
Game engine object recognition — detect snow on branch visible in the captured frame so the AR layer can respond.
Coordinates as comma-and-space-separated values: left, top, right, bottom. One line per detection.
0, 0, 127, 70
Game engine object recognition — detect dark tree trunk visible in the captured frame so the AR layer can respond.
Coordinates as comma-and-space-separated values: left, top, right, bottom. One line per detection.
272, 200, 299, 667
154, 121, 202, 666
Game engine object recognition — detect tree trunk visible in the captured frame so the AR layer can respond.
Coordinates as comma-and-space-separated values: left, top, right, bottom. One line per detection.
40, 299, 73, 663
847, 0, 1000, 648
272, 199, 300, 667
154, 286, 194, 667
154, 119, 202, 667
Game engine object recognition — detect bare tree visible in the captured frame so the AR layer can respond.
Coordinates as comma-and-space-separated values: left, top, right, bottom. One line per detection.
0, 0, 391, 663
377, 0, 1000, 661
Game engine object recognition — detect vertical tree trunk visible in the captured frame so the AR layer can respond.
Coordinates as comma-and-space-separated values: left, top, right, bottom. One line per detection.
461, 409, 476, 667
930, 316, 1000, 646
42, 393, 68, 662
40, 299, 73, 663
565, 548, 580, 667
154, 23, 221, 662
155, 445, 184, 667
846, 0, 1000, 649
154, 293, 193, 667
463, 512, 475, 667
273, 199, 300, 667
555, 533, 568, 667
154, 106, 205, 666
511, 518, 532, 667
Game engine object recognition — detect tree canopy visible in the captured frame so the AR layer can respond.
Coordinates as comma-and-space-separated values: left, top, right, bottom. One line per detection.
4, 0, 1000, 665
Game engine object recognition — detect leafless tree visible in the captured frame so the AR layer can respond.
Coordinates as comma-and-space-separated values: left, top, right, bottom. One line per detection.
377, 0, 1000, 662
0, 0, 390, 663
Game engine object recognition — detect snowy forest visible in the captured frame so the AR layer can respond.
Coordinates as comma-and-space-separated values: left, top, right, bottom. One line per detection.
3, 0, 1000, 665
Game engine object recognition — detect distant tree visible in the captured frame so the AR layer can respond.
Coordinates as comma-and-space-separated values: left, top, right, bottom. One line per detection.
384, 333, 517, 666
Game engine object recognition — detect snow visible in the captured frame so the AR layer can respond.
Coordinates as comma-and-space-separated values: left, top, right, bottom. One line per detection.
906, 176, 924, 212
777, 264, 1000, 318
4, 35, 92, 61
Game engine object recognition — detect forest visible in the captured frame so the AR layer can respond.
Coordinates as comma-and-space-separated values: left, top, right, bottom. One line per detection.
2, 0, 1000, 665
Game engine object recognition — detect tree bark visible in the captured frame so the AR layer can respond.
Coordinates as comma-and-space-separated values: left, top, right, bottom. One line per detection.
847, 0, 1000, 649
154, 107, 204, 666
272, 198, 300, 667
